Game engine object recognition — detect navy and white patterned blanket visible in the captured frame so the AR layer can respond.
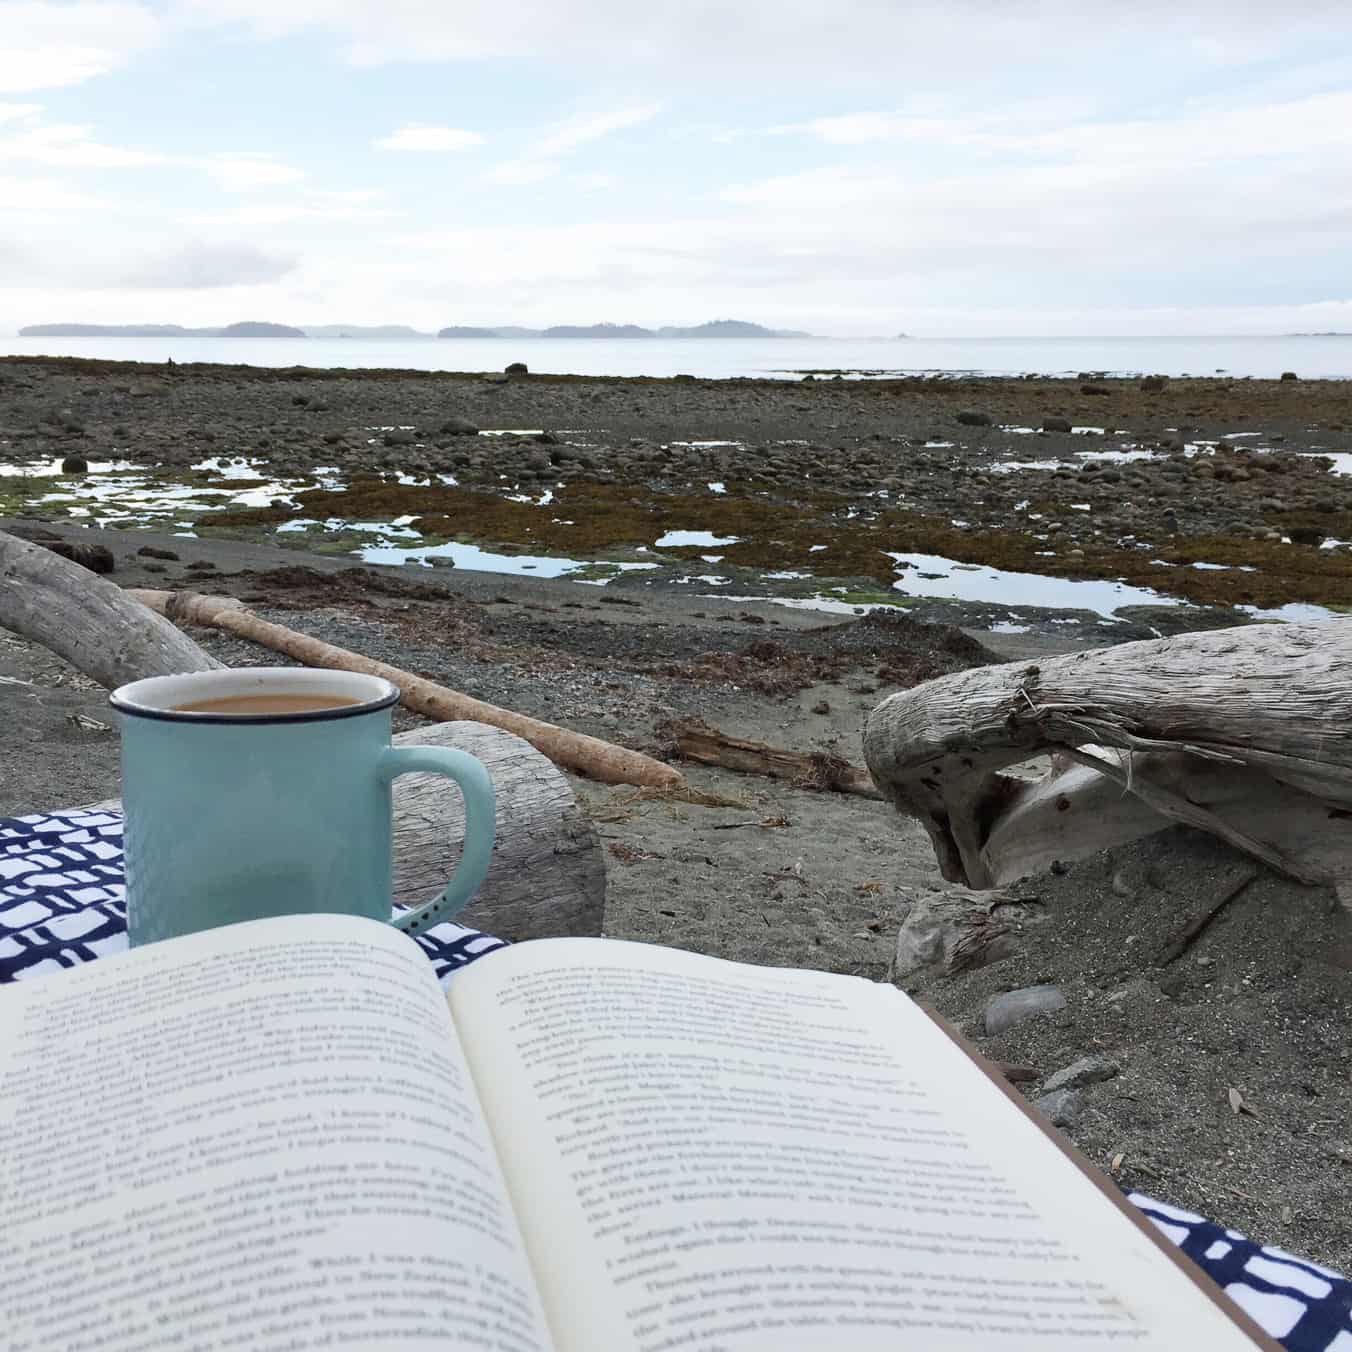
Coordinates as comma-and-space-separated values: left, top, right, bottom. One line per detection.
2, 810, 1349, 1350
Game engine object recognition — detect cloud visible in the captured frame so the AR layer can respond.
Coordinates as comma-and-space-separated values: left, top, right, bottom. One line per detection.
202, 152, 305, 190
116, 241, 298, 289
0, 235, 297, 290
171, 1, 1352, 90
482, 102, 658, 188
181, 196, 398, 226
375, 123, 483, 152
483, 159, 560, 185
534, 103, 660, 155
0, 1, 159, 92
0, 118, 168, 167
0, 113, 306, 189
0, 101, 41, 121
0, 172, 104, 209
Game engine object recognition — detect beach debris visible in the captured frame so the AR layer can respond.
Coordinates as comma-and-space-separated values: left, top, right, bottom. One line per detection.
1154, 867, 1259, 966
0, 529, 220, 689
657, 716, 879, 797
1228, 1086, 1260, 1118
65, 711, 111, 732
127, 587, 683, 789
892, 884, 1044, 977
863, 621, 1352, 893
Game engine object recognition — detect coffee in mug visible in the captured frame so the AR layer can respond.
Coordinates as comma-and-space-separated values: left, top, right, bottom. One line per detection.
172, 693, 363, 716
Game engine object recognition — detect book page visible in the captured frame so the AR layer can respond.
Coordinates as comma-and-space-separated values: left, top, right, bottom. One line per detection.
0, 914, 554, 1352
451, 938, 1259, 1352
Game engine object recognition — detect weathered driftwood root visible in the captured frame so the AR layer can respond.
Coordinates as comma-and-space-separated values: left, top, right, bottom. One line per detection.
81, 721, 605, 939
0, 529, 221, 686
863, 620, 1352, 892
659, 717, 880, 798
130, 588, 682, 790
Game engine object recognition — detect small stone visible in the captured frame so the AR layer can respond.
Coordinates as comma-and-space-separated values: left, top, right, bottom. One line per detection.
984, 984, 1066, 1035
811, 700, 830, 715
137, 545, 179, 561
60, 454, 89, 474
383, 430, 416, 447
1043, 1055, 1120, 1093
484, 373, 510, 385
955, 409, 992, 427
141, 561, 166, 574
1033, 1088, 1083, 1127
185, 559, 217, 571
441, 416, 479, 436
427, 555, 456, 568
1041, 416, 1072, 433
505, 361, 529, 375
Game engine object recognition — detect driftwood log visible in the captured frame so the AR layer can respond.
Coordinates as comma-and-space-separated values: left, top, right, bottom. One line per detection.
81, 721, 605, 940
660, 717, 881, 798
863, 621, 1352, 896
0, 529, 221, 686
131, 588, 682, 790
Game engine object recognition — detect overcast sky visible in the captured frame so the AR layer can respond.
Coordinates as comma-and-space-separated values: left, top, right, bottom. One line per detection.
3, 1, 1351, 336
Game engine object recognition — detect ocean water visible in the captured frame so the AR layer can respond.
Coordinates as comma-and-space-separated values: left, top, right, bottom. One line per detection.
4, 333, 1352, 380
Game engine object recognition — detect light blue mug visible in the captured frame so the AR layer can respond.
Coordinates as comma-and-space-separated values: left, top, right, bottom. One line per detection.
110, 667, 496, 947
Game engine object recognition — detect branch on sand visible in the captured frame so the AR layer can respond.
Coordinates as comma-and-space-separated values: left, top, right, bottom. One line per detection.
657, 716, 881, 799
129, 588, 683, 790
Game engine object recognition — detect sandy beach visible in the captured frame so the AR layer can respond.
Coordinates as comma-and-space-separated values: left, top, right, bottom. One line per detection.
3, 356, 1350, 1274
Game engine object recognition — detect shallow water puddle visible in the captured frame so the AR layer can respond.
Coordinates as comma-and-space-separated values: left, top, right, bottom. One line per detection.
991, 448, 1157, 473
355, 537, 660, 579
885, 550, 1176, 615
0, 456, 137, 477
655, 530, 741, 548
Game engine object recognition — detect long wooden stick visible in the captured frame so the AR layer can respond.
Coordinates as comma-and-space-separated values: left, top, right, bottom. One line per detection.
658, 717, 881, 798
129, 588, 683, 790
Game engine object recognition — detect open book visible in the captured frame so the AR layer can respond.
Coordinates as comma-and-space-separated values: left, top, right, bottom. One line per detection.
0, 916, 1278, 1351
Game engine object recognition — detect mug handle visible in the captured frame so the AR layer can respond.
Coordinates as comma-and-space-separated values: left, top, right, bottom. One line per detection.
377, 746, 496, 936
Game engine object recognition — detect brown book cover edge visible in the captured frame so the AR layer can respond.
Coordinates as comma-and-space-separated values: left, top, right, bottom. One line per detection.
921, 1004, 1285, 1351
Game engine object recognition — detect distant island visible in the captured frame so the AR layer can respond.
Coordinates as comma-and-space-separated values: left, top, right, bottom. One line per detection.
436, 319, 811, 339
20, 321, 304, 338
20, 317, 814, 340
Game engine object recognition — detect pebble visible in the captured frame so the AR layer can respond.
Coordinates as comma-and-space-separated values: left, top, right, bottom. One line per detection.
955, 409, 992, 427
1033, 1088, 1083, 1127
1041, 417, 1072, 433
1043, 1054, 1120, 1093
984, 984, 1066, 1035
